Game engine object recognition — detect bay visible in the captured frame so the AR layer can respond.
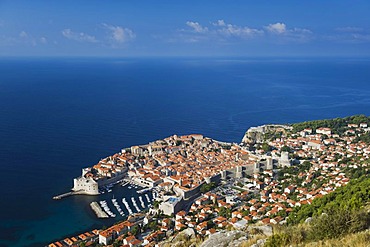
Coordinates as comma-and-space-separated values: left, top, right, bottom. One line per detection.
0, 57, 369, 246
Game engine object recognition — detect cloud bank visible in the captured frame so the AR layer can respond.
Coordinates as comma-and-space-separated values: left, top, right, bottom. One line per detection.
61, 29, 97, 43
61, 24, 136, 47
102, 24, 136, 44
186, 21, 208, 33
178, 20, 312, 43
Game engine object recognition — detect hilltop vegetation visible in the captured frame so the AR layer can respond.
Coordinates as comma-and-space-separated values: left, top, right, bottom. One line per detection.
292, 114, 370, 134
264, 176, 370, 247
287, 175, 370, 225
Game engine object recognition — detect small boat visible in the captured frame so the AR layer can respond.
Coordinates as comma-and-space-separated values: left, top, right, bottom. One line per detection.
121, 181, 130, 187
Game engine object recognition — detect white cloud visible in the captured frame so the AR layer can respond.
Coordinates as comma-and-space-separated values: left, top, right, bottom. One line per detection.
102, 24, 135, 43
61, 29, 97, 43
264, 22, 312, 42
217, 21, 264, 38
265, 22, 312, 37
266, 23, 286, 34
183, 20, 263, 40
18, 31, 38, 46
174, 20, 314, 44
327, 27, 370, 43
0, 26, 50, 47
61, 25, 135, 47
351, 33, 370, 41
19, 31, 28, 38
213, 20, 226, 27
186, 21, 208, 33
40, 37, 47, 44
335, 27, 364, 33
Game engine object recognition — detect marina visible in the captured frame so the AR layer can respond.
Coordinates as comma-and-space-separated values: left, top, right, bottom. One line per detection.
131, 197, 141, 212
88, 190, 156, 219
112, 198, 125, 217
122, 198, 133, 215
99, 200, 116, 218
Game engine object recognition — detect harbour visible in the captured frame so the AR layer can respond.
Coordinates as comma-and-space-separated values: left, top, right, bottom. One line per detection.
88, 186, 154, 219
2, 57, 370, 247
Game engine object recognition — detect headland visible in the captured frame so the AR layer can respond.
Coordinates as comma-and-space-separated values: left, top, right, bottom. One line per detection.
49, 115, 370, 247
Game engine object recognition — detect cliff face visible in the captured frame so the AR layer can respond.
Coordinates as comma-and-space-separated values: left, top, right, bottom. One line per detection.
241, 124, 292, 144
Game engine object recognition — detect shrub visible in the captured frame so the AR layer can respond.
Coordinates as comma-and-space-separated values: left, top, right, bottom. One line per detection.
264, 232, 290, 247
307, 208, 370, 241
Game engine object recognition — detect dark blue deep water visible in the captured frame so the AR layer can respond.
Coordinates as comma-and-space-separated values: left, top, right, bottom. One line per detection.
0, 57, 370, 246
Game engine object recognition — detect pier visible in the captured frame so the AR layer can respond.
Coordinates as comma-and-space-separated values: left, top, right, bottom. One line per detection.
52, 190, 84, 200
90, 202, 109, 218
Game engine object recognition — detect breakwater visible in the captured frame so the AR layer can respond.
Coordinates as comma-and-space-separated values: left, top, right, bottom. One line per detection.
90, 202, 109, 218
52, 190, 84, 200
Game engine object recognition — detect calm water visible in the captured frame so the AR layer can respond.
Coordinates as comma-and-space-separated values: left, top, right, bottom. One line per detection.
0, 57, 370, 246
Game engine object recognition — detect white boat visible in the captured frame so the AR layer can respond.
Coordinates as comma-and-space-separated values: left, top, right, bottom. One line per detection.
112, 198, 124, 216
137, 187, 152, 194
145, 194, 151, 202
131, 197, 140, 212
99, 200, 116, 218
121, 181, 130, 187
122, 198, 133, 215
139, 196, 145, 209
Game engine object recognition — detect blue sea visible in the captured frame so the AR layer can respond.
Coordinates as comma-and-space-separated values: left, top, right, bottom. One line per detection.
0, 57, 370, 246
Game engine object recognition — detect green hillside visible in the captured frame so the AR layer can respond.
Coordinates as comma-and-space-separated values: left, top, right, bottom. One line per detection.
264, 176, 370, 247
292, 114, 370, 134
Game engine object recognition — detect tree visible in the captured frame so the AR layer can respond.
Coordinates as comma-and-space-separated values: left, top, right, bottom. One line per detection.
148, 220, 158, 231
219, 206, 231, 218
281, 145, 291, 152
298, 161, 312, 172
153, 200, 160, 209
200, 182, 216, 193
308, 208, 370, 241
207, 220, 215, 229
242, 209, 250, 216
130, 225, 140, 236
261, 143, 272, 152
113, 241, 122, 247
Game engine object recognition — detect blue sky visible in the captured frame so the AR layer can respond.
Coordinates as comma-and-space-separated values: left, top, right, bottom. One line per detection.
0, 0, 370, 57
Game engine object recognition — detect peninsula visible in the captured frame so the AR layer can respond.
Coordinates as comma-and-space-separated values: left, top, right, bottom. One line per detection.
49, 115, 370, 247
56, 134, 259, 199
